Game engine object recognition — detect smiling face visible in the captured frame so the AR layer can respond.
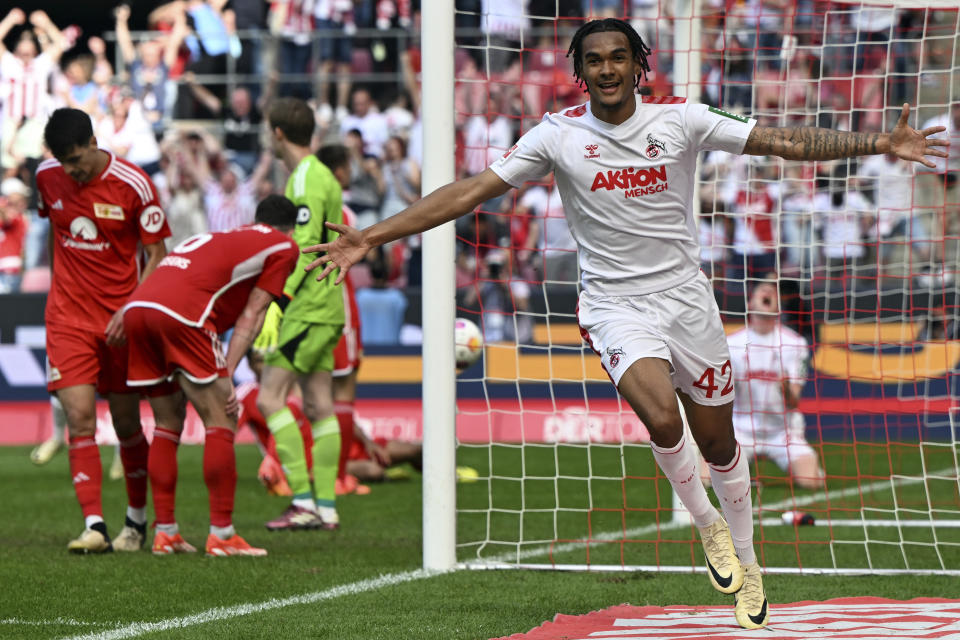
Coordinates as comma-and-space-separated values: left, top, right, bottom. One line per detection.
580, 31, 642, 124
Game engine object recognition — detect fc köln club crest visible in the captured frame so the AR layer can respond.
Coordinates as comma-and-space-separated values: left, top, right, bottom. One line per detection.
645, 133, 666, 159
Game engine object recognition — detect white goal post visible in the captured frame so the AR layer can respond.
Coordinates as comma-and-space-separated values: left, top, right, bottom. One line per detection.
421, 0, 960, 576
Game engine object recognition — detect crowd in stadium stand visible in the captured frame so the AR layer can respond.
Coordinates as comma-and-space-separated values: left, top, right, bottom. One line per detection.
1, 2, 958, 343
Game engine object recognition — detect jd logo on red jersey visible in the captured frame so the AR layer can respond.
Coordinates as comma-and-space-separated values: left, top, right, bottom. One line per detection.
590, 165, 668, 198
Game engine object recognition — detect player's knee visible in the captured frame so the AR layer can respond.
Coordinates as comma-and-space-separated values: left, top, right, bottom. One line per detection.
643, 406, 684, 446
63, 405, 97, 436
301, 399, 333, 424
699, 434, 737, 466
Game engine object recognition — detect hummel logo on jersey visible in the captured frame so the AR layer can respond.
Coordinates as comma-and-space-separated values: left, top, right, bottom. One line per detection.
52, 199, 64, 210
606, 347, 625, 368
591, 166, 668, 198
584, 143, 600, 159
72, 472, 91, 485
645, 133, 666, 159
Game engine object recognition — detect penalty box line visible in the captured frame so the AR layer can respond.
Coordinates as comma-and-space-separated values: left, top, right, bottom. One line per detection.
58, 569, 449, 640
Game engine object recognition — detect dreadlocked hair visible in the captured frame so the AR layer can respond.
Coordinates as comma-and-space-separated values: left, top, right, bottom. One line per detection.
566, 18, 652, 92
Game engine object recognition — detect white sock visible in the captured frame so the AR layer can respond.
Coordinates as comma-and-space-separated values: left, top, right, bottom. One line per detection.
210, 524, 235, 540
651, 433, 719, 528
292, 497, 316, 512
708, 445, 757, 565
51, 396, 66, 442
126, 506, 147, 526
84, 515, 104, 529
156, 523, 179, 536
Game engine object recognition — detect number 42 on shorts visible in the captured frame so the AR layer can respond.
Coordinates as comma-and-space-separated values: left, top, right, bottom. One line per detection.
693, 360, 733, 399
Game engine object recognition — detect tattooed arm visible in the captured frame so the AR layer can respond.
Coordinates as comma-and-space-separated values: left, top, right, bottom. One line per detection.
743, 103, 949, 168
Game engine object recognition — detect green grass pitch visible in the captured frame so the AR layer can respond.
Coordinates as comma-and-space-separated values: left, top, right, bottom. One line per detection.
1, 443, 957, 640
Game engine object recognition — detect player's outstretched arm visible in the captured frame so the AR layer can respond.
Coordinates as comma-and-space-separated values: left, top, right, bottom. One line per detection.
743, 103, 948, 168
303, 168, 512, 284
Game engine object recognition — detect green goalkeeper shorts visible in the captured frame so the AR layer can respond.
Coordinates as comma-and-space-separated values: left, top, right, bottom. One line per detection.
265, 319, 343, 374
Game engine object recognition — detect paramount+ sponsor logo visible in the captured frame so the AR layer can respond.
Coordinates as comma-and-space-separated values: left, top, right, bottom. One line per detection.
590, 165, 668, 198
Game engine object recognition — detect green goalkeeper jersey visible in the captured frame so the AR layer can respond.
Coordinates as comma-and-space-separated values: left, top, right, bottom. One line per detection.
282, 154, 345, 325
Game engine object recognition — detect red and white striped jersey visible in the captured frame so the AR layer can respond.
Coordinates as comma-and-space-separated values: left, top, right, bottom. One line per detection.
0, 51, 56, 122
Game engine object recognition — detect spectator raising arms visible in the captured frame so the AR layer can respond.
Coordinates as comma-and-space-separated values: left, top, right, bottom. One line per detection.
0, 8, 67, 172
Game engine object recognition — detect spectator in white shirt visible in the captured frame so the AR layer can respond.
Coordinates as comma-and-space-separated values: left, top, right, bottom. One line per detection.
860, 153, 930, 273
917, 102, 960, 267
339, 88, 390, 157
96, 88, 163, 176
0, 8, 66, 171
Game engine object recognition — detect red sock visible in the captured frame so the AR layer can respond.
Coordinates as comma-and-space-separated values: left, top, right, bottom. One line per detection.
119, 431, 149, 510
203, 427, 236, 528
335, 402, 354, 479
251, 419, 272, 453
299, 416, 314, 473
68, 436, 102, 520
149, 428, 180, 525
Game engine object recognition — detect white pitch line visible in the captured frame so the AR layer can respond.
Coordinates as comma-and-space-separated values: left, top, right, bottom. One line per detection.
58, 569, 447, 640
2, 617, 113, 628
464, 469, 941, 567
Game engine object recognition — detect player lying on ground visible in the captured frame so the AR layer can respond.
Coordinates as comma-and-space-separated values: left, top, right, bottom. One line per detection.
254, 98, 346, 531
122, 195, 301, 557
302, 18, 947, 630
38, 107, 177, 554
701, 278, 825, 490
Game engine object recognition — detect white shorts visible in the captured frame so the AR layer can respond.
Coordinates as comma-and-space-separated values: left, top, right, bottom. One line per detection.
577, 271, 734, 406
734, 412, 818, 472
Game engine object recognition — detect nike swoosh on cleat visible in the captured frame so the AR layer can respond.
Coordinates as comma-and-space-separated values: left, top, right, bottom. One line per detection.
706, 558, 733, 588
748, 599, 768, 626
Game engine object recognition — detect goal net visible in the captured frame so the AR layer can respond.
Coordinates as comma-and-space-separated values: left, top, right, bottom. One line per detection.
439, 0, 960, 575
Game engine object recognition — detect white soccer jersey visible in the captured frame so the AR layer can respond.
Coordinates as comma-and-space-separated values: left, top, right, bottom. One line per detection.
728, 324, 809, 439
490, 96, 756, 295
0, 51, 56, 122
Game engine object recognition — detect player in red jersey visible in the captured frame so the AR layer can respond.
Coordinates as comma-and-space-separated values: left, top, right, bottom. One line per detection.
37, 108, 172, 554
123, 195, 299, 557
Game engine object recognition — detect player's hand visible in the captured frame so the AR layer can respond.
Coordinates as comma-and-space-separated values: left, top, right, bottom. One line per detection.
105, 309, 127, 346
225, 385, 239, 420
302, 222, 368, 285
889, 103, 949, 169
253, 302, 283, 354
366, 440, 391, 467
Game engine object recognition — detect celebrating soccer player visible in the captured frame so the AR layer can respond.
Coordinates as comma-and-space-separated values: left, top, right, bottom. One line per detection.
302, 18, 947, 629
254, 97, 346, 531
122, 195, 301, 557
37, 108, 172, 553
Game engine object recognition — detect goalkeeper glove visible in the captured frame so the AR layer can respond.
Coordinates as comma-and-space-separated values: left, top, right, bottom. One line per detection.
253, 300, 285, 354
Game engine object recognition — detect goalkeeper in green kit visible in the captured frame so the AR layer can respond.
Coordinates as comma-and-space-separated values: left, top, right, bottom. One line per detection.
254, 97, 345, 530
